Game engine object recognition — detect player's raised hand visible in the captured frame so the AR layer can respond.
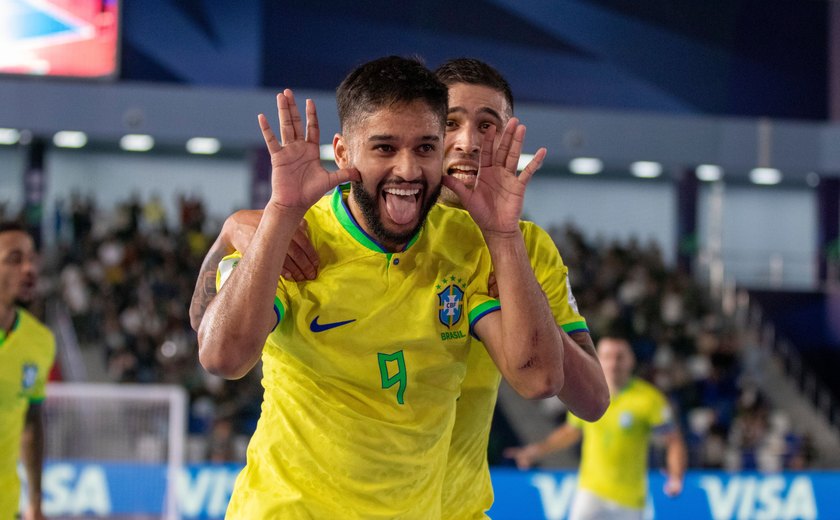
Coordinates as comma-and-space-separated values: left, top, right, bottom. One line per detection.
259, 89, 360, 211
442, 117, 546, 237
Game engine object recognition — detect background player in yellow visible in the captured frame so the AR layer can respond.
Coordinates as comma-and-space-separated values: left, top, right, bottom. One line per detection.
196, 56, 569, 518
505, 336, 687, 520
0, 222, 55, 520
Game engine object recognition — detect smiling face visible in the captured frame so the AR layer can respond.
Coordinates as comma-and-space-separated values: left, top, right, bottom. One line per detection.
440, 82, 512, 207
0, 230, 38, 308
335, 100, 444, 252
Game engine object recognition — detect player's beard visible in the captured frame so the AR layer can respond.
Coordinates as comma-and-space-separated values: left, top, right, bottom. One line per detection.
351, 180, 441, 249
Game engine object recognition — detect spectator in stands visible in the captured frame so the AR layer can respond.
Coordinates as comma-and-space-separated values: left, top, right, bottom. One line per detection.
505, 336, 687, 520
0, 222, 55, 520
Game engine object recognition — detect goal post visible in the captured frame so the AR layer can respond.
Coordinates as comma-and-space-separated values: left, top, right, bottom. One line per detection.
41, 383, 187, 519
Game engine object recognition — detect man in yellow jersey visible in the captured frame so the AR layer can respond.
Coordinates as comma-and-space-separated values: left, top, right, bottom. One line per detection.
505, 336, 687, 520
434, 58, 609, 519
190, 57, 611, 519
196, 56, 569, 518
0, 222, 55, 520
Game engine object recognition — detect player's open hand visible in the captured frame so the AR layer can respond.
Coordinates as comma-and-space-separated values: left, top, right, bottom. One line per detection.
503, 444, 540, 470
259, 89, 360, 212
663, 475, 684, 497
442, 117, 546, 237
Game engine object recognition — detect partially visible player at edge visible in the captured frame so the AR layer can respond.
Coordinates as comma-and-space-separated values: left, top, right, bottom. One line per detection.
196, 56, 570, 517
505, 336, 687, 520
190, 58, 610, 518
0, 222, 55, 520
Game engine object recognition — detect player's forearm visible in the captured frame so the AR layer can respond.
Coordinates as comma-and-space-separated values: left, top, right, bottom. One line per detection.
535, 424, 581, 458
198, 203, 304, 379
22, 406, 44, 510
557, 331, 609, 421
666, 433, 688, 481
485, 232, 564, 399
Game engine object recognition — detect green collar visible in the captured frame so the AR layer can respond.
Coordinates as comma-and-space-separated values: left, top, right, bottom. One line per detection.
330, 184, 421, 254
0, 309, 20, 347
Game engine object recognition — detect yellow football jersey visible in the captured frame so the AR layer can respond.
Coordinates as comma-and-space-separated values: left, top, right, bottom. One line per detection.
220, 187, 499, 519
567, 377, 672, 509
0, 309, 55, 517
441, 221, 587, 519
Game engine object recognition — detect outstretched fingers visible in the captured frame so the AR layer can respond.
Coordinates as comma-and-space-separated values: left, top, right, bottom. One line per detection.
305, 99, 320, 144
517, 147, 547, 186
479, 124, 497, 170
493, 118, 519, 171
277, 89, 302, 145
257, 113, 282, 154
504, 124, 527, 173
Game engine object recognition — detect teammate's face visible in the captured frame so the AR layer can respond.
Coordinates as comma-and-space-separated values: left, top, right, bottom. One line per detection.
597, 338, 635, 390
441, 82, 511, 207
335, 100, 444, 251
0, 231, 38, 307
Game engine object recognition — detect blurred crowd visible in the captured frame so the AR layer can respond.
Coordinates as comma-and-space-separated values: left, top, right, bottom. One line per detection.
3, 193, 814, 469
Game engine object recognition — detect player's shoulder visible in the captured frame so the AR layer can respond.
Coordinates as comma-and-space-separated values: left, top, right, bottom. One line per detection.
518, 220, 567, 265
426, 204, 483, 237
17, 308, 56, 350
630, 377, 667, 402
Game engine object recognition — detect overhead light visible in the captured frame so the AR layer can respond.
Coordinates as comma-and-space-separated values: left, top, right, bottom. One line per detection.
749, 167, 781, 185
53, 131, 88, 149
630, 161, 662, 178
695, 164, 723, 182
0, 128, 21, 145
319, 144, 335, 161
517, 153, 535, 172
569, 157, 603, 175
120, 134, 154, 152
186, 137, 220, 155
806, 172, 820, 188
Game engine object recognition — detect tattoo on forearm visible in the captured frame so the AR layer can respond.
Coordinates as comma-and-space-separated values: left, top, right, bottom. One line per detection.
189, 248, 225, 330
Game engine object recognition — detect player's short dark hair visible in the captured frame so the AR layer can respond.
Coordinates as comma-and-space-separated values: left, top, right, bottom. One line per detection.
336, 55, 448, 134
0, 221, 27, 235
435, 58, 514, 116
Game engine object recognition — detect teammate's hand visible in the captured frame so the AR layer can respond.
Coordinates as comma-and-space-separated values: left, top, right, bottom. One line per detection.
503, 444, 540, 470
258, 89, 359, 212
442, 117, 546, 237
282, 220, 319, 281
488, 272, 498, 299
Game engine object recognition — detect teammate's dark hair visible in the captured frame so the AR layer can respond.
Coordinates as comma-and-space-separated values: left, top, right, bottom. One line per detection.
336, 55, 448, 134
434, 58, 514, 116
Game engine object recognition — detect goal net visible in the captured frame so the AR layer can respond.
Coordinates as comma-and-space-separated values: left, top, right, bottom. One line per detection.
39, 383, 187, 519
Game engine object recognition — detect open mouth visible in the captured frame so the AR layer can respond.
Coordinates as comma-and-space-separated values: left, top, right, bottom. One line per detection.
382, 185, 422, 226
447, 164, 478, 186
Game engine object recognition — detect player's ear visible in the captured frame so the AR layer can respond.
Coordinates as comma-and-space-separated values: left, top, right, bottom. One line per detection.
334, 134, 351, 169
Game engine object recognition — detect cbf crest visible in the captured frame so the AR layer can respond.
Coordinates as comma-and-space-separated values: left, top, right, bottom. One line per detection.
436, 276, 465, 328
21, 363, 38, 391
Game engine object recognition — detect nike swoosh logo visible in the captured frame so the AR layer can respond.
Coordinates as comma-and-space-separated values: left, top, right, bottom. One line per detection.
309, 316, 356, 332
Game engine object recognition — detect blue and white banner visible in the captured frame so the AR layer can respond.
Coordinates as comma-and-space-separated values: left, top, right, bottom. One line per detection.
34, 462, 835, 519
